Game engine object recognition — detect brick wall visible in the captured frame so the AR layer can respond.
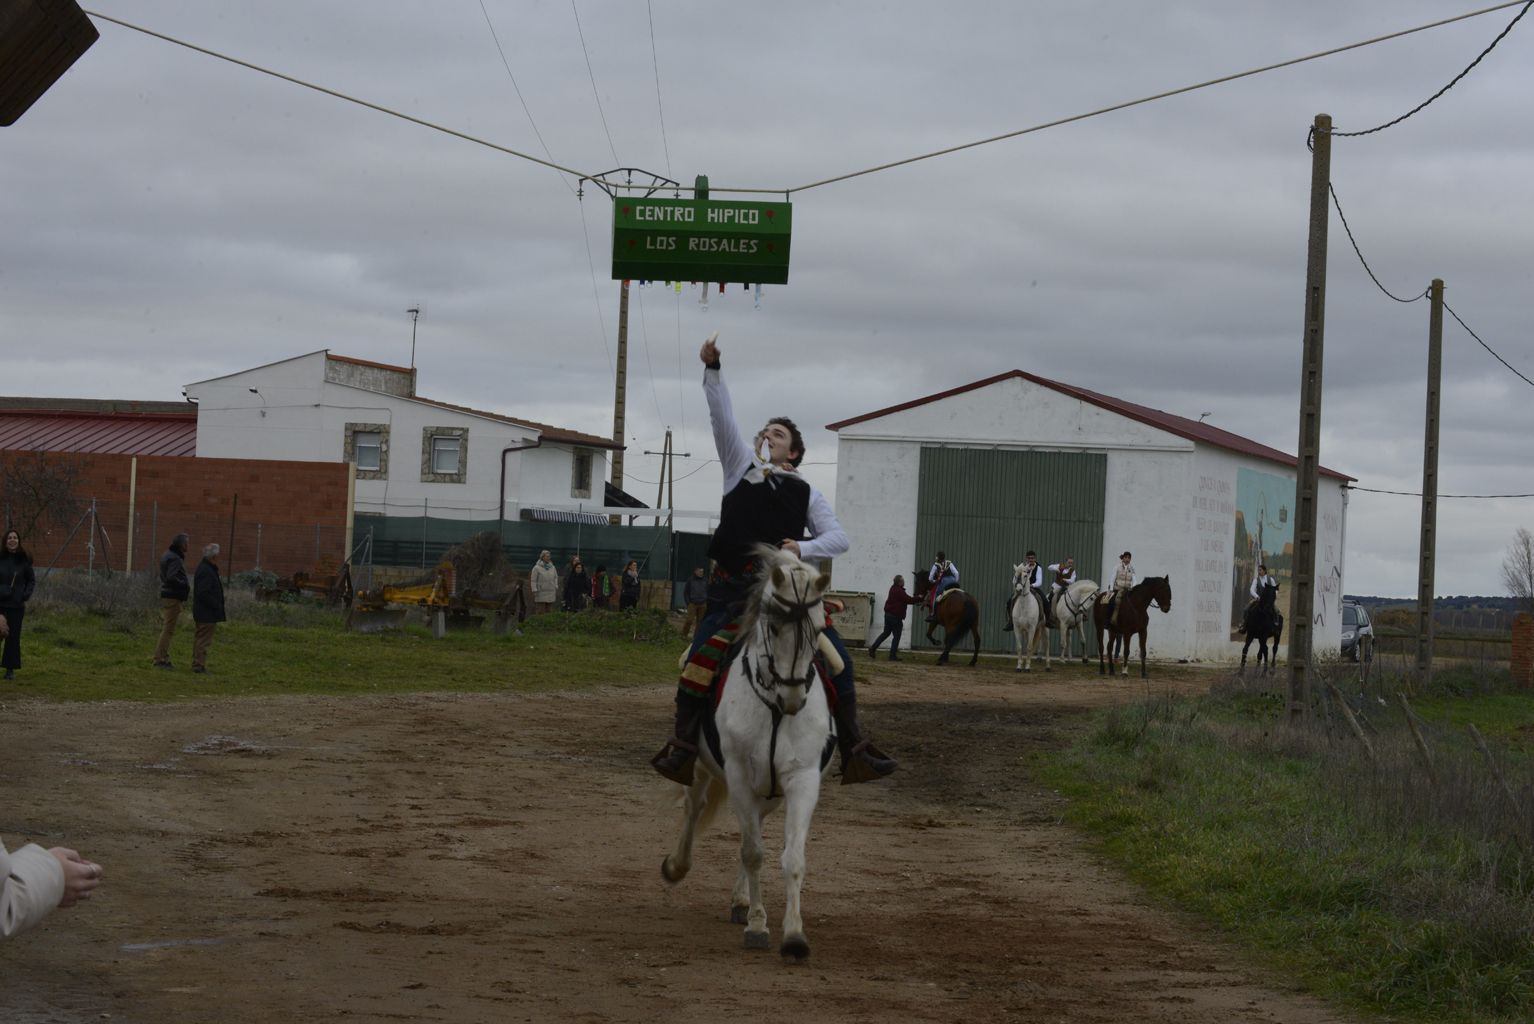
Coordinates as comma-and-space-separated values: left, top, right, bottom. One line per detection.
1, 450, 350, 576
1513, 613, 1534, 690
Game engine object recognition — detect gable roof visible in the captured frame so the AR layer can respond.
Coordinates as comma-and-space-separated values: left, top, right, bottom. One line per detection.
826, 370, 1354, 481
0, 402, 197, 457
407, 394, 621, 451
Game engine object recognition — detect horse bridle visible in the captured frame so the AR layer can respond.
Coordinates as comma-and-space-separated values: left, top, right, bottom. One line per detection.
742, 585, 823, 713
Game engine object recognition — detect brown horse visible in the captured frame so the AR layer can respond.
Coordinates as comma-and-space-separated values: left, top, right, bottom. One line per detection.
911, 572, 981, 666
1093, 576, 1172, 678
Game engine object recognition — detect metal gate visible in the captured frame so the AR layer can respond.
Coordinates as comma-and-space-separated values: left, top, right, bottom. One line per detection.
913, 448, 1106, 655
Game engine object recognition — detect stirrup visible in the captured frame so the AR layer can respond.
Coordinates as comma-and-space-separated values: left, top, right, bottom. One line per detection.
651, 738, 698, 786
840, 740, 896, 785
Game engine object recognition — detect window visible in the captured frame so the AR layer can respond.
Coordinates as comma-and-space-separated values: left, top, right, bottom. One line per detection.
344, 422, 389, 480
420, 426, 468, 484
354, 431, 382, 471
431, 434, 461, 475
571, 448, 593, 499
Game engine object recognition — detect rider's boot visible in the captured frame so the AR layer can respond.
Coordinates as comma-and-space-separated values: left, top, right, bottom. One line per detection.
651, 693, 707, 786
833, 693, 897, 785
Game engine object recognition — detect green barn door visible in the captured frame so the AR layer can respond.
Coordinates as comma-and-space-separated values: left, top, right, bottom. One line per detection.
913, 448, 1106, 655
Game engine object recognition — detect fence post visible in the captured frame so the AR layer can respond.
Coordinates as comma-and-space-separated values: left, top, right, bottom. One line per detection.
1512, 613, 1534, 690
255, 524, 263, 570
422, 498, 429, 569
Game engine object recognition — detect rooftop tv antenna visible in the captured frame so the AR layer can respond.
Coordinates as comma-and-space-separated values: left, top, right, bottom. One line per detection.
407, 306, 421, 368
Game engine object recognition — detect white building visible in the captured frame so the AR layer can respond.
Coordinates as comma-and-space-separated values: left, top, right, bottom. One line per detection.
185, 350, 622, 523
827, 370, 1353, 662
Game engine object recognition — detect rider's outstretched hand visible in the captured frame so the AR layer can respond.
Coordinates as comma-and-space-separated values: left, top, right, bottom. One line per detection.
699, 332, 720, 366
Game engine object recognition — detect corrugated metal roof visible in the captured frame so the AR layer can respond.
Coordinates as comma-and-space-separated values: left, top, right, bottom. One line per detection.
0, 409, 197, 457
826, 369, 1354, 482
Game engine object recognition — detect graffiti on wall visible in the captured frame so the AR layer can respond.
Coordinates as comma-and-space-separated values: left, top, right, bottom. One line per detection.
1230, 467, 1295, 638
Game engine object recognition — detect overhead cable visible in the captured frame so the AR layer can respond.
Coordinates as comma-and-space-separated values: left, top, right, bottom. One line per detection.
1328, 184, 1429, 304
647, 0, 673, 179
571, 0, 621, 165
1348, 486, 1534, 498
476, 0, 575, 195
1444, 303, 1534, 388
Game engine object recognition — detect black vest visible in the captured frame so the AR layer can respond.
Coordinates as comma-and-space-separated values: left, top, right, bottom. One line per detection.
707, 471, 811, 576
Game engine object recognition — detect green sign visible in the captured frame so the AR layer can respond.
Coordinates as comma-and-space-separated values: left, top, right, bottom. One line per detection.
612, 197, 792, 284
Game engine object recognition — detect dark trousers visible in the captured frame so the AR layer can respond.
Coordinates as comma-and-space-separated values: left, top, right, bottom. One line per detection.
681, 595, 856, 706
1, 605, 23, 670
868, 613, 904, 656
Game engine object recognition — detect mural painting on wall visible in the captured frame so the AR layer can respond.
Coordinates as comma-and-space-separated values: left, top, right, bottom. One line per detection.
1230, 467, 1295, 639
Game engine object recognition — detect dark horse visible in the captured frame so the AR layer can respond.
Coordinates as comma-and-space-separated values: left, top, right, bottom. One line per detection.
910, 572, 980, 666
1093, 576, 1172, 678
1238, 582, 1284, 676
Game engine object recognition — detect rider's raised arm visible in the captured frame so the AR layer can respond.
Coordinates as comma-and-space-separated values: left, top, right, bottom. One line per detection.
702, 366, 754, 494
798, 488, 848, 563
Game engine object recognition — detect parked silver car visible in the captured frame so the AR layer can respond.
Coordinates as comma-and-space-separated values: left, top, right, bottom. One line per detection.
1341, 601, 1374, 662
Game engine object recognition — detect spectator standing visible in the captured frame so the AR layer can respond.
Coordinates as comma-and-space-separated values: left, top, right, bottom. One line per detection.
619, 560, 642, 611
2, 835, 103, 939
153, 532, 190, 669
529, 550, 559, 614
590, 564, 612, 611
563, 557, 589, 612
680, 566, 708, 637
0, 529, 37, 681
191, 543, 226, 674
866, 574, 921, 660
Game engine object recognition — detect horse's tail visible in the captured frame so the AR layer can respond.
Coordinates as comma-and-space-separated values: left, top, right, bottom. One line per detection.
951, 595, 980, 645
657, 771, 729, 832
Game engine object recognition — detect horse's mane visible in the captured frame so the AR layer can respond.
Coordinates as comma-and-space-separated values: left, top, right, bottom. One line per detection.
738, 544, 821, 636
1128, 576, 1165, 595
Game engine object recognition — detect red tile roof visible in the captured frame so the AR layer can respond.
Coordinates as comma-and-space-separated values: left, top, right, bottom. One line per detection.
826, 370, 1354, 481
0, 407, 197, 457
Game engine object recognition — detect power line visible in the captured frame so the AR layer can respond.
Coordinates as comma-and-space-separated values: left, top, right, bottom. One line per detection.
1332, 0, 1531, 138
576, 198, 615, 377
633, 286, 666, 424
1348, 486, 1534, 498
1444, 302, 1534, 388
646, 0, 673, 179
782, 1, 1531, 195
1328, 183, 1428, 304
570, 0, 620, 165
476, 0, 575, 196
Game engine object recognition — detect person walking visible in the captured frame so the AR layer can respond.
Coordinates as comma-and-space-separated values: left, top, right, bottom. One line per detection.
0, 529, 37, 681
679, 566, 708, 637
153, 532, 191, 669
866, 573, 920, 659
619, 560, 642, 611
529, 550, 559, 614
191, 543, 226, 674
562, 557, 589, 612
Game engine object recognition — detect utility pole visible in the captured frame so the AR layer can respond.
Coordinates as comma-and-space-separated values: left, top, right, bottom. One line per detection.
1417, 278, 1445, 682
610, 280, 630, 525
407, 306, 421, 368
644, 430, 689, 529
1287, 114, 1331, 721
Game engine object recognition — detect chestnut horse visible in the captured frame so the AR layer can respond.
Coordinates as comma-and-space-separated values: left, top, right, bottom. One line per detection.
911, 571, 981, 666
1093, 576, 1172, 678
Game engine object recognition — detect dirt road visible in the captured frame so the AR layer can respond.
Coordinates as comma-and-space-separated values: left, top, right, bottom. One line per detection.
3, 657, 1352, 1023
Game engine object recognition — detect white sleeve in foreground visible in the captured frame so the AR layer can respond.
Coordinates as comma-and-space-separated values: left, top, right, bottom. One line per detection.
798, 487, 849, 563
2, 841, 65, 939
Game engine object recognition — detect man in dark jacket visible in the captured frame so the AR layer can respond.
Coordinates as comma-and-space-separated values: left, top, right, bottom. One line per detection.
153, 532, 190, 668
191, 543, 227, 674
866, 574, 921, 660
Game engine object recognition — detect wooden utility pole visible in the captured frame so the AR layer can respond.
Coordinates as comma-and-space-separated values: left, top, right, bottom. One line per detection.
1287, 114, 1332, 721
609, 280, 630, 525
1416, 279, 1445, 682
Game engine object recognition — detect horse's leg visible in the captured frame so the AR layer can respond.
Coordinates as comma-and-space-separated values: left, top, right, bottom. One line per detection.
1120, 631, 1131, 676
1042, 623, 1052, 673
1097, 622, 1107, 675
777, 774, 820, 961
970, 617, 981, 667
661, 772, 715, 884
1137, 629, 1148, 678
1014, 613, 1025, 673
1239, 636, 1251, 676
730, 792, 770, 950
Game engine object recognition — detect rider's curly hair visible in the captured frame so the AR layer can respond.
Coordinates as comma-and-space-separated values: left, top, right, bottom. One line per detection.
767, 416, 805, 468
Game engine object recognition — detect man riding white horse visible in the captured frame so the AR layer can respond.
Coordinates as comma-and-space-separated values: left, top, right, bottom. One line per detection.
1002, 550, 1052, 631
651, 333, 896, 787
1046, 556, 1076, 628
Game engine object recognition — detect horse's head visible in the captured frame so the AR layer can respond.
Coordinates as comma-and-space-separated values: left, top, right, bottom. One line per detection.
744, 545, 831, 715
910, 572, 930, 599
1011, 562, 1029, 591
1259, 581, 1278, 607
1154, 575, 1172, 614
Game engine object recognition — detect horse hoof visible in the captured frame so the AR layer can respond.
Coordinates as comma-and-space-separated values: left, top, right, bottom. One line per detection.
743, 930, 771, 950
780, 935, 810, 961
730, 904, 749, 924
661, 857, 686, 884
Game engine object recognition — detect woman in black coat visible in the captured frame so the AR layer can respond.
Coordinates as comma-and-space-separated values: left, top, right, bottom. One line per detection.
0, 529, 37, 681
619, 560, 642, 611
563, 557, 589, 612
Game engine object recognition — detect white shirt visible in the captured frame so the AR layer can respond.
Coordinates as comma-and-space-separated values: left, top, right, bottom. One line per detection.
1250, 574, 1277, 599
704, 367, 848, 563
1021, 563, 1043, 589
1047, 563, 1076, 591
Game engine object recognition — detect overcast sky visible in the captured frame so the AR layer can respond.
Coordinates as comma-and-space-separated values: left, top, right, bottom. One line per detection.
4, 1, 1531, 597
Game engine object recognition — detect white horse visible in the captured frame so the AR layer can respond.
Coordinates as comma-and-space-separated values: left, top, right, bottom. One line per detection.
1010, 563, 1050, 672
1050, 579, 1100, 663
661, 546, 836, 961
